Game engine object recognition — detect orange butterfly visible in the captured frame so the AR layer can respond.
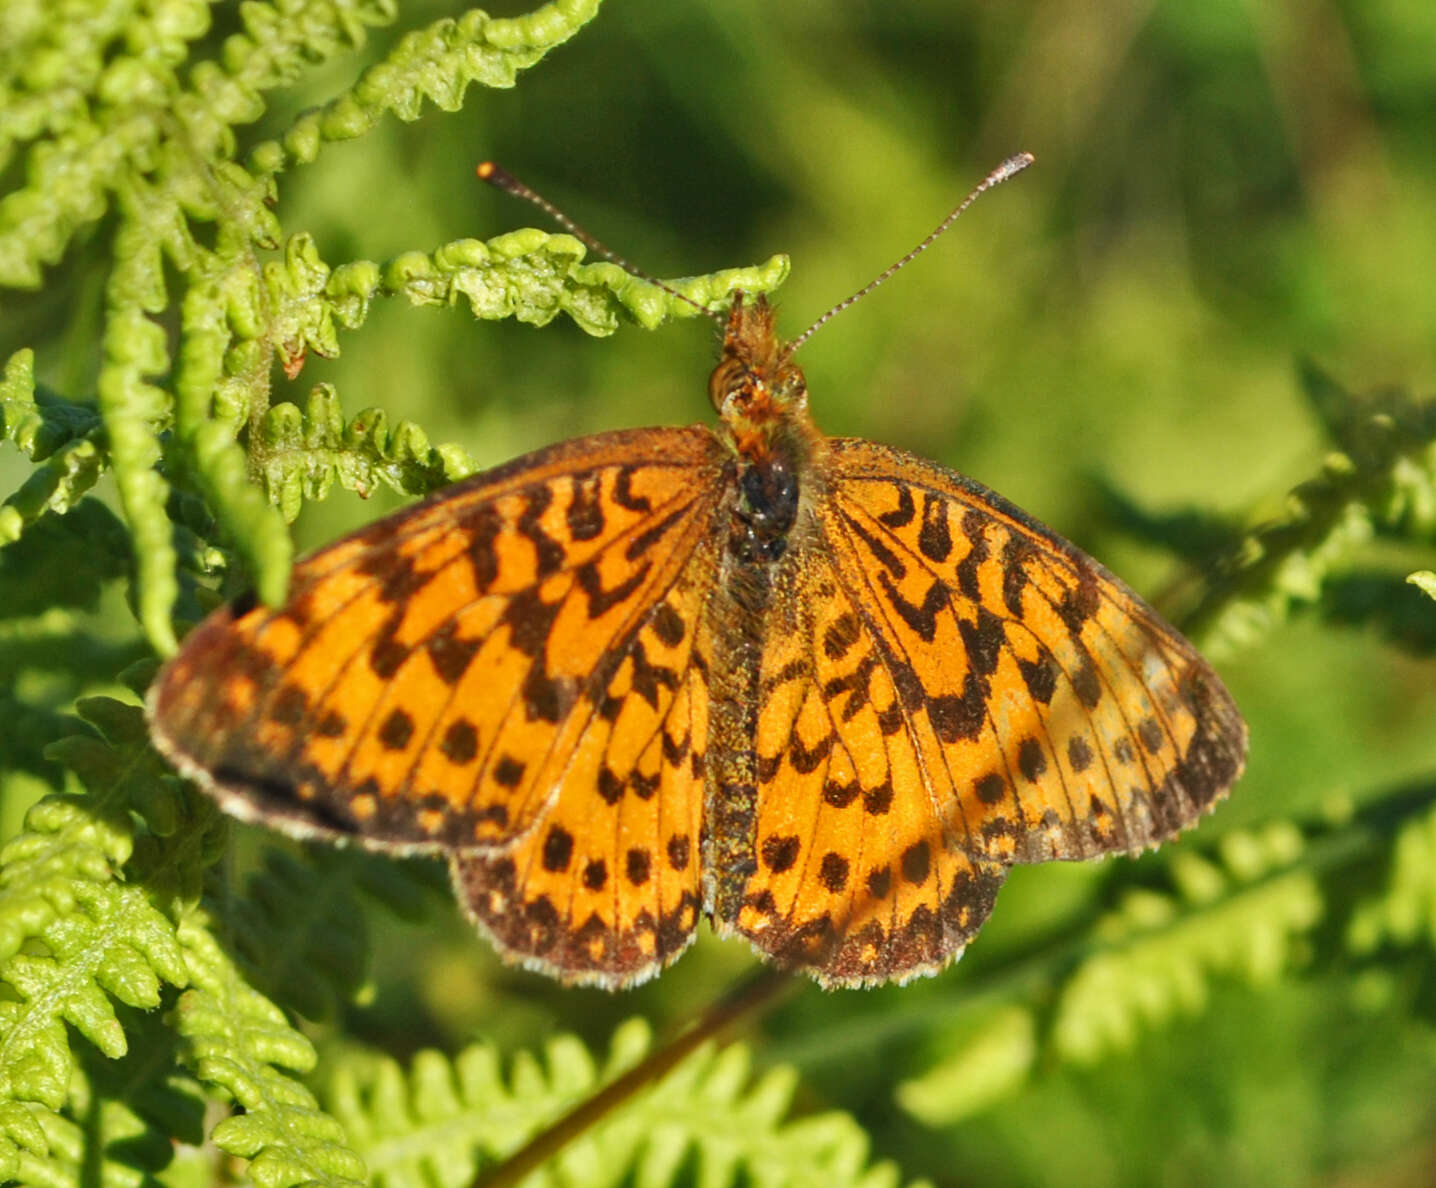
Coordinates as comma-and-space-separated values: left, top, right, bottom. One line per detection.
147, 157, 1246, 989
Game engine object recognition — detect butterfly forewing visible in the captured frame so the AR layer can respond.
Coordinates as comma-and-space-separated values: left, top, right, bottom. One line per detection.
148, 427, 728, 862
820, 439, 1247, 865
718, 438, 1244, 986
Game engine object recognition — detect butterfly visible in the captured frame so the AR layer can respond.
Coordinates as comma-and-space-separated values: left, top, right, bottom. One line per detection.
146, 158, 1247, 989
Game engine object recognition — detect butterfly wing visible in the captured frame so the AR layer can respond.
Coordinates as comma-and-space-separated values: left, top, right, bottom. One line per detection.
820, 439, 1246, 863
710, 535, 1009, 987
148, 426, 726, 985
451, 552, 715, 986
719, 438, 1244, 987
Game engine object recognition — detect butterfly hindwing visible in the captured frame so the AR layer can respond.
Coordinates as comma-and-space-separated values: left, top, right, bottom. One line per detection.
451, 559, 716, 986
710, 534, 1007, 987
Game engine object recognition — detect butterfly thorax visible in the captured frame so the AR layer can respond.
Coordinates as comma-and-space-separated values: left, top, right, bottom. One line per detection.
710, 296, 820, 565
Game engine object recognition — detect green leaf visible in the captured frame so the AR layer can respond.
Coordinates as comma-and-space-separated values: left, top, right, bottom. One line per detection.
0, 351, 110, 547
323, 1020, 929, 1188
255, 385, 476, 521
1348, 800, 1436, 955
1182, 375, 1436, 656
175, 911, 367, 1188
0, 701, 192, 1112
257, 0, 607, 174
894, 1006, 1036, 1127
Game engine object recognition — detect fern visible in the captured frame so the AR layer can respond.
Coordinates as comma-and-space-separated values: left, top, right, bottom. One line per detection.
894, 781, 1436, 1126
1410, 571, 1436, 601
0, 697, 199, 1180
323, 1020, 928, 1188
3, 1, 1434, 1184
174, 908, 367, 1188
1176, 368, 1436, 657
0, 350, 108, 546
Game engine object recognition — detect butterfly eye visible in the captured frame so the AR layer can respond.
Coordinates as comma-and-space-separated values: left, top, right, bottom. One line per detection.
777, 371, 808, 407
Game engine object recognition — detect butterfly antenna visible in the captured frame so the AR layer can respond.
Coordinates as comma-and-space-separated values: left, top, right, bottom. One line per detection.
781, 152, 1036, 360
477, 162, 723, 324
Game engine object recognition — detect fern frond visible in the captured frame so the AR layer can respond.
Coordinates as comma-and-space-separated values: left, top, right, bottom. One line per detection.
0, 497, 132, 625
894, 782, 1436, 1126
353, 234, 789, 338
256, 386, 476, 523
0, 701, 192, 1100
0, 692, 228, 1181
1185, 370, 1436, 656
894, 1006, 1036, 1129
323, 1020, 927, 1188
226, 847, 434, 1023
277, 232, 789, 374
0, 350, 109, 546
1347, 793, 1436, 956
254, 0, 605, 176
1049, 827, 1320, 1063
0, 1100, 46, 1186
893, 822, 1320, 1126
98, 297, 180, 653
10, 1065, 171, 1188
0, 693, 378, 1185
15, 1006, 209, 1188
174, 909, 367, 1188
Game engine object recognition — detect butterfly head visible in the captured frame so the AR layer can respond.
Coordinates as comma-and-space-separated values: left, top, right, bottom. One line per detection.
709, 294, 810, 439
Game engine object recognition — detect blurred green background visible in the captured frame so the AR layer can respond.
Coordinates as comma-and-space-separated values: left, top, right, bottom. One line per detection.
8, 1, 1436, 1185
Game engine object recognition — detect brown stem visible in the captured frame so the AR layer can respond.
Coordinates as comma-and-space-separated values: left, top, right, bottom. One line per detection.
472, 966, 797, 1188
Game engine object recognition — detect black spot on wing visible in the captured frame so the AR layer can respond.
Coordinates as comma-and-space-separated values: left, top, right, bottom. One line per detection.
928, 673, 986, 743
762, 835, 800, 873
1018, 737, 1047, 782
879, 573, 947, 644
440, 719, 478, 764
878, 484, 916, 528
566, 474, 605, 541
427, 622, 480, 685
652, 602, 686, 647
517, 484, 565, 576
975, 772, 1007, 805
378, 708, 414, 751
918, 493, 952, 561
542, 826, 574, 872
270, 685, 308, 727
819, 852, 850, 893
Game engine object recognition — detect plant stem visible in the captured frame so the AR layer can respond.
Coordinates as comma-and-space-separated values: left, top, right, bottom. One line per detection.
472, 965, 798, 1188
